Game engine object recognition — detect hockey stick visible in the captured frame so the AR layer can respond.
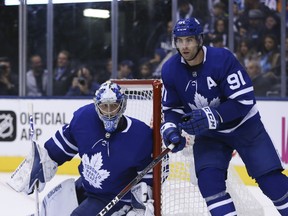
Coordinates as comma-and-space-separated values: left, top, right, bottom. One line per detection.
96, 143, 174, 216
29, 105, 40, 216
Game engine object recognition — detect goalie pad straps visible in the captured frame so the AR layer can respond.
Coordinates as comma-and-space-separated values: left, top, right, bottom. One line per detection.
127, 182, 154, 216
8, 143, 58, 195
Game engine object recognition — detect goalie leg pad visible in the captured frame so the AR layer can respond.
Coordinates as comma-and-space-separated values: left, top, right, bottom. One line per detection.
126, 182, 154, 216
40, 178, 78, 216
7, 143, 58, 194
71, 196, 125, 216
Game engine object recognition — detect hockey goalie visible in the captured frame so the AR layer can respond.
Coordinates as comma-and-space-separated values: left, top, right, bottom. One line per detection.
7, 81, 155, 216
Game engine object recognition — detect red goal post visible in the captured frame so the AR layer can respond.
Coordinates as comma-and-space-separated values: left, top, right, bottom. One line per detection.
112, 79, 163, 216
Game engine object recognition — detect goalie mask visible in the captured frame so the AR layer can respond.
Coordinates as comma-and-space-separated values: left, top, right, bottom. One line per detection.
94, 81, 127, 133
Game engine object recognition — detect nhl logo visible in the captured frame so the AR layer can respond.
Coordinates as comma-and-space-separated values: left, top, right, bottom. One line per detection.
0, 111, 17, 141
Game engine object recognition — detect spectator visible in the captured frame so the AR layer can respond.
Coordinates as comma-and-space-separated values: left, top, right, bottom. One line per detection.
263, 13, 281, 43
66, 65, 100, 96
149, 48, 166, 74
234, 39, 257, 67
246, 59, 279, 96
26, 54, 48, 96
204, 1, 228, 33
138, 60, 153, 79
53, 50, 75, 96
210, 34, 227, 48
259, 34, 280, 75
245, 9, 266, 52
95, 58, 112, 84
233, 0, 244, 34
234, 24, 248, 51
118, 60, 134, 79
177, 0, 194, 20
155, 20, 173, 54
239, 0, 271, 25
0, 57, 18, 95
206, 17, 228, 47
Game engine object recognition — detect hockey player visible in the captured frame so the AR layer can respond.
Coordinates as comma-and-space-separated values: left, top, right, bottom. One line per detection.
160, 17, 288, 216
8, 81, 154, 216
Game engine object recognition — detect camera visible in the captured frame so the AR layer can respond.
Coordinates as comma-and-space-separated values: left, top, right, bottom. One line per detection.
78, 76, 86, 85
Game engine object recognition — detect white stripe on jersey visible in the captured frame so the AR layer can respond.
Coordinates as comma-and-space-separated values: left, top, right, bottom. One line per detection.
59, 128, 78, 151
218, 104, 258, 133
52, 135, 77, 157
238, 99, 254, 105
229, 86, 254, 99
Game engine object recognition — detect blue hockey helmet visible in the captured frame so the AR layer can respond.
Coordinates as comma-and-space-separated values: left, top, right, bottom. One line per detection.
94, 81, 127, 133
173, 17, 203, 38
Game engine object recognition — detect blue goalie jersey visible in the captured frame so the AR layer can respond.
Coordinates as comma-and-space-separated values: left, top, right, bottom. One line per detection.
44, 103, 153, 202
162, 46, 260, 134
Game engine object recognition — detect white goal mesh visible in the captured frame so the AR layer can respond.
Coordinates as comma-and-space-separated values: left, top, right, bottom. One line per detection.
114, 79, 264, 216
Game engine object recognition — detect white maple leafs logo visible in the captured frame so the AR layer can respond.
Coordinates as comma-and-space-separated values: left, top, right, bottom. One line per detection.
187, 80, 220, 110
82, 153, 110, 189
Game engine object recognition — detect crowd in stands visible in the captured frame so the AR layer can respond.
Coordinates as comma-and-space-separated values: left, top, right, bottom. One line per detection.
0, 0, 285, 97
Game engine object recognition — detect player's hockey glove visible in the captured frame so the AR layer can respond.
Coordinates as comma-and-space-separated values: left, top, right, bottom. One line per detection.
179, 106, 220, 135
161, 122, 186, 153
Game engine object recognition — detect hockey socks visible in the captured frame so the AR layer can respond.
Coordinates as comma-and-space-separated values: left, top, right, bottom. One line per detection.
273, 191, 288, 215
198, 168, 236, 215
205, 192, 236, 216
256, 170, 288, 215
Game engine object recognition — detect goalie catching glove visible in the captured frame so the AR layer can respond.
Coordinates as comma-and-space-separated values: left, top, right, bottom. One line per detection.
160, 122, 186, 153
7, 143, 58, 195
179, 106, 221, 135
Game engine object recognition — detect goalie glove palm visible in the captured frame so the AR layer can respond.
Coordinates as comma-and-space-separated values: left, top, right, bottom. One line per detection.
8, 143, 58, 195
180, 106, 220, 135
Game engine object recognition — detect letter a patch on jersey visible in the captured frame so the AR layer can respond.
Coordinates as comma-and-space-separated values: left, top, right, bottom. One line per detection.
207, 77, 217, 90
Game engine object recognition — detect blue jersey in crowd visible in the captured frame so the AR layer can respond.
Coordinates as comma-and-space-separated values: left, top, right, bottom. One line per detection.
44, 103, 153, 202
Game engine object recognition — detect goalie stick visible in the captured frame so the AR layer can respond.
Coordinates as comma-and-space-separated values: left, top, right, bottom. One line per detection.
29, 106, 40, 216
96, 143, 175, 216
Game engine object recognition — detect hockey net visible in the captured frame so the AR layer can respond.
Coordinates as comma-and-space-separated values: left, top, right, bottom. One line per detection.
113, 79, 264, 216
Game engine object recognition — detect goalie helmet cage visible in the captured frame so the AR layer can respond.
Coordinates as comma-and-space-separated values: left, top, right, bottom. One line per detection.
112, 79, 264, 216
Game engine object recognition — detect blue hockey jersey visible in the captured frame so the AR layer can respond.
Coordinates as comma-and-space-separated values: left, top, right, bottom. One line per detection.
162, 46, 260, 133
44, 103, 153, 202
